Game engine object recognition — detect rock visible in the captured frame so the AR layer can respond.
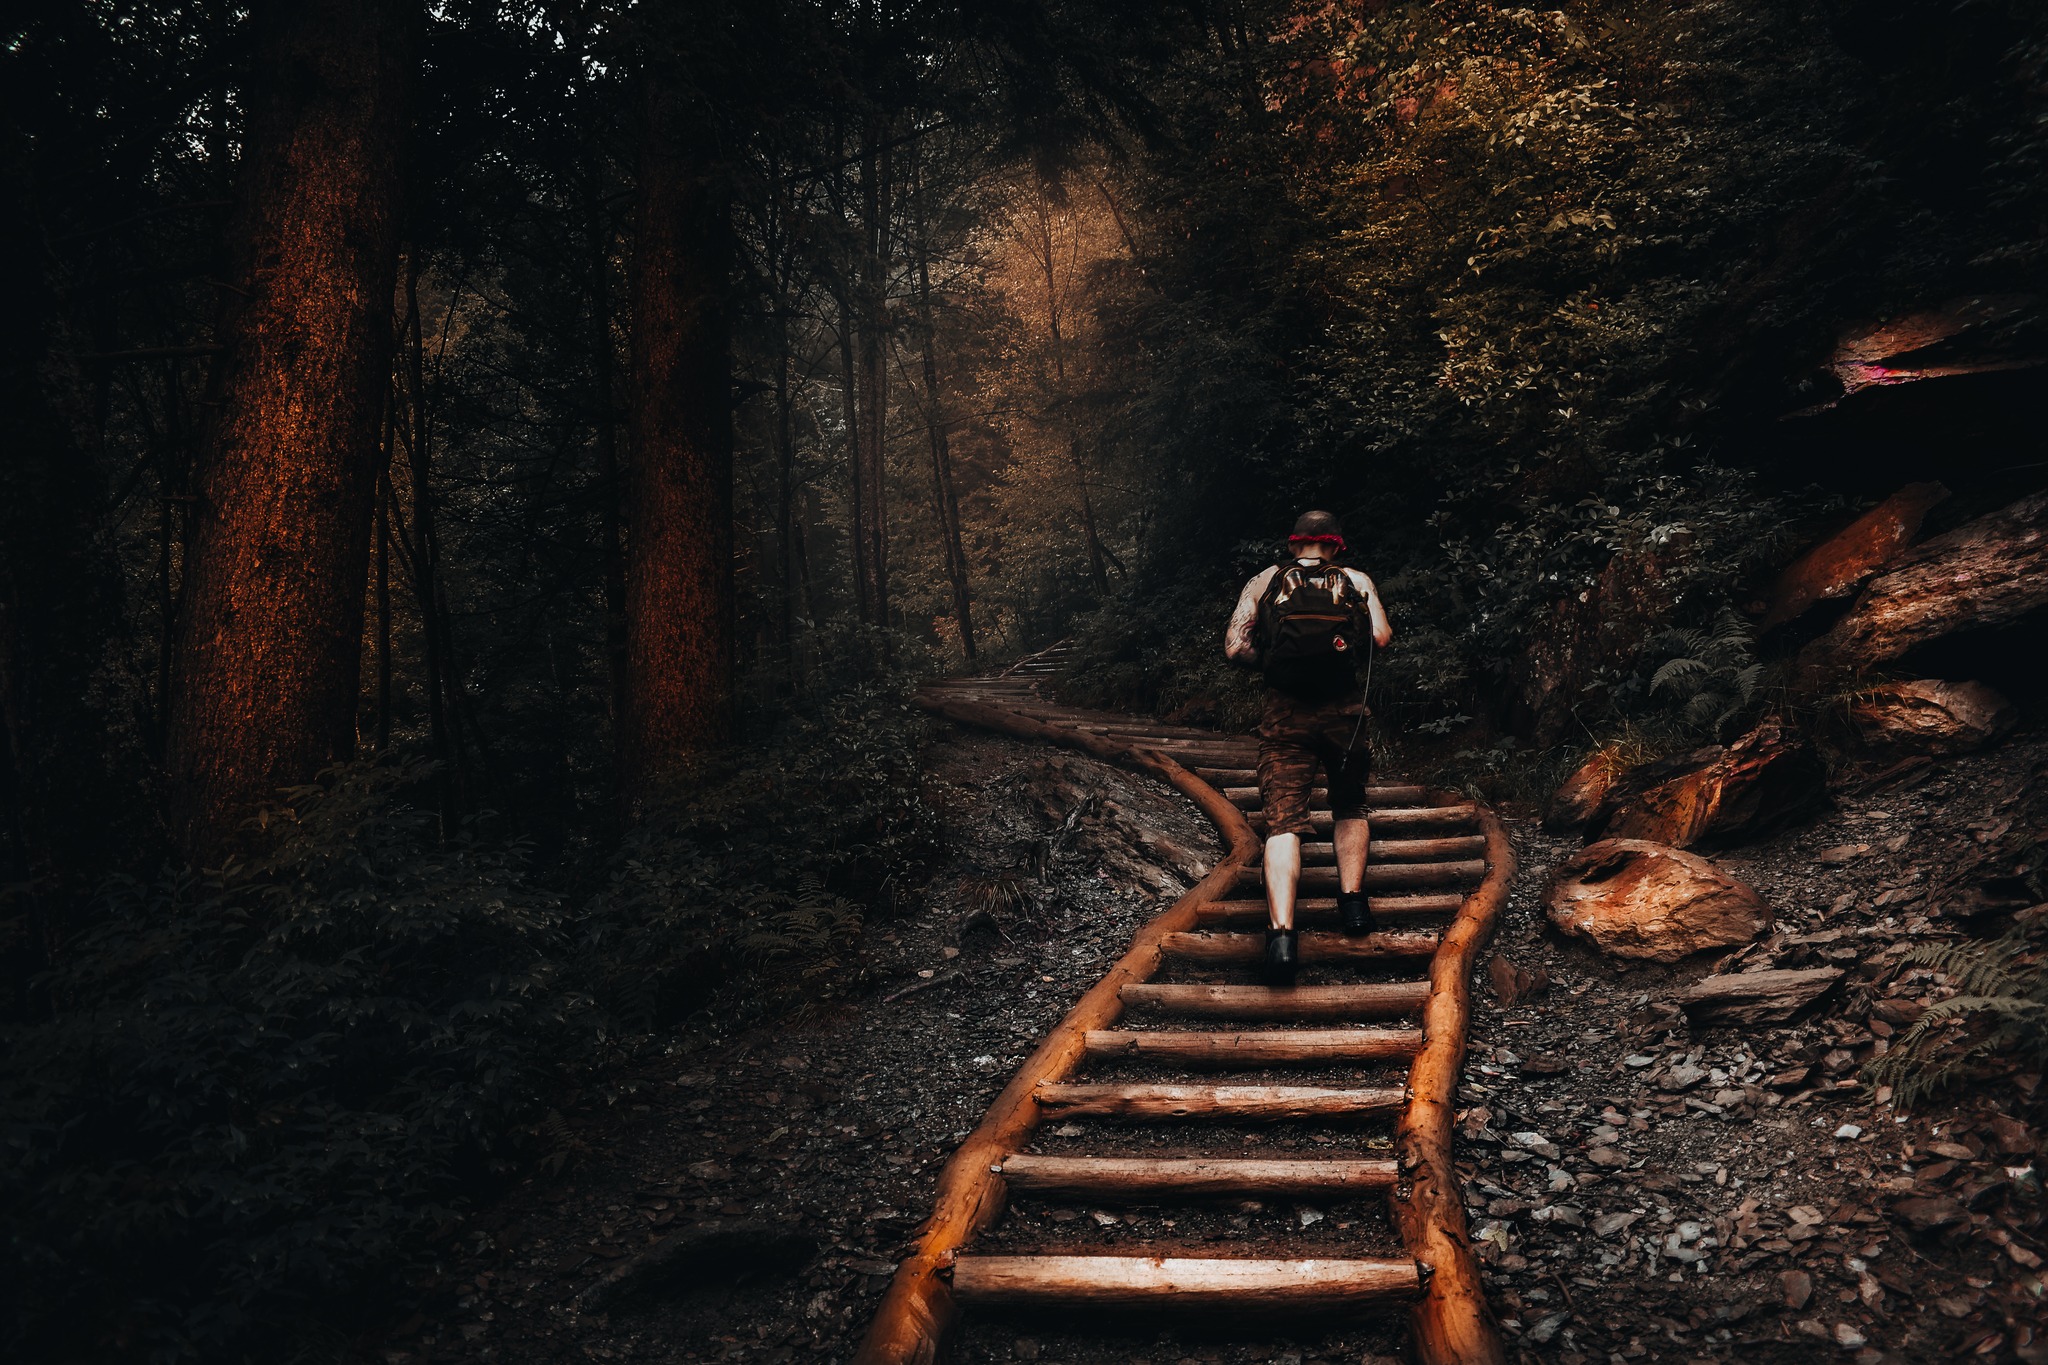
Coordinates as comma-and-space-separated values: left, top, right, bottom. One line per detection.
1781, 1268, 1814, 1309
1544, 839, 1772, 963
1846, 679, 2017, 757
1488, 954, 1551, 1006
1544, 747, 1629, 833
1590, 722, 1826, 849
1985, 1114, 2035, 1158
1762, 482, 1949, 630
1890, 1195, 1967, 1236
1671, 967, 1845, 1025
1803, 490, 2048, 677
1835, 1323, 1867, 1350
1666, 1062, 1708, 1090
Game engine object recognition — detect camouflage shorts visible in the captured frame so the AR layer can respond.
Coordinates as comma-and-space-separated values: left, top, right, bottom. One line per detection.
1255, 688, 1371, 839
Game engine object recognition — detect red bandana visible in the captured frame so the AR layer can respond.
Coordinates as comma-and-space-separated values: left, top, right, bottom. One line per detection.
1287, 534, 1346, 553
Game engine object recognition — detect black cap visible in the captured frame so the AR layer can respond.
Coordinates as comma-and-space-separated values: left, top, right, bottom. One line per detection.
1290, 510, 1344, 540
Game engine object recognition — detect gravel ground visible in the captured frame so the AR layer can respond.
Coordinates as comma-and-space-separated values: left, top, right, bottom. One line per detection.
1464, 729, 2048, 1364
376, 721, 2048, 1365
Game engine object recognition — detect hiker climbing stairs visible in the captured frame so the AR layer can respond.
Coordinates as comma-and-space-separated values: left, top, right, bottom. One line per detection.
855, 643, 1514, 1365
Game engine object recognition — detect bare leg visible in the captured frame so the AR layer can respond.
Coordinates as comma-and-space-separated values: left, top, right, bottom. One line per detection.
1334, 817, 1369, 895
1263, 833, 1301, 931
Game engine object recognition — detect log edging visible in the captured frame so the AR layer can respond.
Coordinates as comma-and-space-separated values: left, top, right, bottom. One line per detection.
1392, 799, 1514, 1364
850, 692, 1260, 1365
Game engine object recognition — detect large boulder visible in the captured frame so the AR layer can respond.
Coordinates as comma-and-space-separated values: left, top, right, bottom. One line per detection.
1589, 721, 1826, 849
1544, 839, 1771, 963
1848, 679, 2017, 757
1542, 747, 1628, 834
1761, 483, 1948, 630
1802, 491, 2048, 678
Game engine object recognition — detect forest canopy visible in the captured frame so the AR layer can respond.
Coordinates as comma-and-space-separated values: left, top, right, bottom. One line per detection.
3, 0, 2044, 1360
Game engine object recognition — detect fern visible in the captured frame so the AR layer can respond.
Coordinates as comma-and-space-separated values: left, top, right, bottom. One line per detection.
1867, 935, 2048, 1108
1646, 608, 1762, 740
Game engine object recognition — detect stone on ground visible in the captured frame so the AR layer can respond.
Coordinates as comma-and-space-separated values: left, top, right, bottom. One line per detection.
1589, 721, 1826, 849
1671, 966, 1844, 1024
1543, 838, 1771, 962
1847, 678, 2017, 757
1542, 746, 1629, 834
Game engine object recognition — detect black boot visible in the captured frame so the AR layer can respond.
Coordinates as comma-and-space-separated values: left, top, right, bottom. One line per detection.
1264, 928, 1299, 985
1339, 891, 1377, 936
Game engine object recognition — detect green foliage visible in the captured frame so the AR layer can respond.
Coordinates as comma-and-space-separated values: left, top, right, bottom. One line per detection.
1056, 571, 1268, 731
578, 678, 942, 1031
1869, 932, 2048, 1109
2, 759, 576, 1363
1647, 608, 1764, 739
2, 676, 940, 1362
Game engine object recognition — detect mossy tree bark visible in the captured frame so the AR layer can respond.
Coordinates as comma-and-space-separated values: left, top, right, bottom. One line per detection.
620, 76, 734, 801
162, 0, 415, 861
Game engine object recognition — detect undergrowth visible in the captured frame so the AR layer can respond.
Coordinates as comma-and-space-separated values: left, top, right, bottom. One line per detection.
1869, 929, 2048, 1109
1, 678, 940, 1364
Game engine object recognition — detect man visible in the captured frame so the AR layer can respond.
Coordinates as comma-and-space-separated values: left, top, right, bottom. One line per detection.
1223, 510, 1394, 984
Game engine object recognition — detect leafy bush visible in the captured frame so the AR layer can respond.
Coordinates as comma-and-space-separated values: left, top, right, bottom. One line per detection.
578, 678, 943, 1031
2, 759, 577, 1363
2, 673, 943, 1362
1647, 607, 1764, 740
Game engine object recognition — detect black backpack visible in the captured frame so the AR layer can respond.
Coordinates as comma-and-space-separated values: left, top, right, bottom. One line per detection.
1257, 563, 1366, 693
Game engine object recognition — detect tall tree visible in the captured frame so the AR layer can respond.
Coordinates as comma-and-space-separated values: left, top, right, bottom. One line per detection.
909, 151, 976, 657
161, 0, 416, 859
620, 71, 735, 800
853, 128, 894, 625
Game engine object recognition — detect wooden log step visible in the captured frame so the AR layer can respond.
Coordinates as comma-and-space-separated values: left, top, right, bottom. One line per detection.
1195, 894, 1466, 926
1082, 1028, 1424, 1066
1160, 929, 1439, 963
1235, 861, 1486, 891
1250, 803, 1478, 831
995, 1153, 1400, 1198
1121, 981, 1430, 1020
1287, 835, 1486, 862
1225, 784, 1427, 808
1034, 1082, 1405, 1121
949, 1254, 1422, 1310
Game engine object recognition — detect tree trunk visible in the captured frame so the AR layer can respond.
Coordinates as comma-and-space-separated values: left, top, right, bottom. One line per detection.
396, 251, 463, 820
588, 190, 629, 734
910, 159, 975, 659
836, 282, 871, 623
854, 130, 892, 626
1027, 191, 1109, 593
771, 300, 802, 653
162, 0, 414, 860
620, 76, 734, 801
374, 463, 392, 754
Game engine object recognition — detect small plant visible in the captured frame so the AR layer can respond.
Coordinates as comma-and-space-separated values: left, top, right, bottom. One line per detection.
1868, 932, 2048, 1108
1646, 607, 1763, 739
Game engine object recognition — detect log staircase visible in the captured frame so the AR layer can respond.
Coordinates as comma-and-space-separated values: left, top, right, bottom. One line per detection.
855, 642, 1512, 1363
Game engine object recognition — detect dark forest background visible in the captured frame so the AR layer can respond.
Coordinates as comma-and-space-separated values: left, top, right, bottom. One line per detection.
3, 1, 2044, 1361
